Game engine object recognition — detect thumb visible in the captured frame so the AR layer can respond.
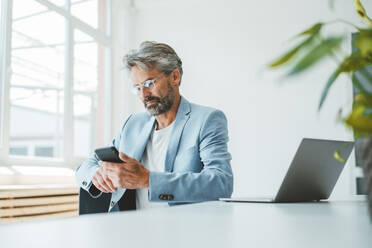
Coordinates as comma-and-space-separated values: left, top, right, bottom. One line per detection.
119, 152, 131, 162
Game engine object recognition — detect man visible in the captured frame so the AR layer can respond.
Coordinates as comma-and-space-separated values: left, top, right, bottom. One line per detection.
75, 41, 233, 212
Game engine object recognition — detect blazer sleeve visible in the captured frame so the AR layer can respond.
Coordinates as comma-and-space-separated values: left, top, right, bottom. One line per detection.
75, 115, 132, 198
148, 110, 233, 202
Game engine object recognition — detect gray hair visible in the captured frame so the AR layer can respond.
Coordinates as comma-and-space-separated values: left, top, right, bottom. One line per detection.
123, 41, 183, 84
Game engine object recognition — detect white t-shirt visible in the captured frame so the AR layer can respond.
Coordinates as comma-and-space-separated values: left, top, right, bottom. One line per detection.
136, 121, 175, 210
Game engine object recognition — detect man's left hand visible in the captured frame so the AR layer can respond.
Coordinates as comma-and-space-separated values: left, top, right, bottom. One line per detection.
103, 152, 150, 189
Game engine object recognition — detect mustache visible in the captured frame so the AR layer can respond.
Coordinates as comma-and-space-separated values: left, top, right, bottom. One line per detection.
144, 97, 161, 104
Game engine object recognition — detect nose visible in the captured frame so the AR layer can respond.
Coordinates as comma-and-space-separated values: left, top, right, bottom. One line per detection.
140, 86, 151, 98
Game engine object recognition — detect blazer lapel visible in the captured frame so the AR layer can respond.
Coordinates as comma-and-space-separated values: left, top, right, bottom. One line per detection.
132, 116, 156, 161
110, 116, 155, 209
164, 96, 191, 172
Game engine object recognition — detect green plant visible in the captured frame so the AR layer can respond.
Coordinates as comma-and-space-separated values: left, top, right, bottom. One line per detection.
269, 0, 372, 140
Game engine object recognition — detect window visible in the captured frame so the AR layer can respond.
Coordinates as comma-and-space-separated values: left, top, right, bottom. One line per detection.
0, 0, 111, 167
73, 29, 99, 157
35, 146, 54, 157
9, 146, 28, 156
0, 0, 8, 150
10, 0, 65, 158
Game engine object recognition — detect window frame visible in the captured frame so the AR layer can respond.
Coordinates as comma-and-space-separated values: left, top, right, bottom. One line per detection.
0, 0, 112, 168
0, 0, 12, 159
0, 0, 4, 151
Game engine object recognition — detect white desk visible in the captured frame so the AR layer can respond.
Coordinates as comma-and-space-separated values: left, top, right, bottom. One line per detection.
0, 201, 371, 248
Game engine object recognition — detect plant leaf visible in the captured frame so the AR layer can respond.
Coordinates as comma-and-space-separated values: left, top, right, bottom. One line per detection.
345, 93, 372, 137
314, 52, 371, 111
334, 150, 346, 163
354, 0, 372, 27
345, 105, 372, 134
286, 23, 323, 44
294, 23, 323, 38
354, 29, 372, 61
269, 46, 303, 68
269, 23, 323, 68
339, 52, 372, 73
318, 69, 341, 110
268, 35, 315, 67
354, 93, 372, 108
288, 37, 343, 76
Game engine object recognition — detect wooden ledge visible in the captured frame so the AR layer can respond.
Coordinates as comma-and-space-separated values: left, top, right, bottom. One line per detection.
0, 183, 79, 223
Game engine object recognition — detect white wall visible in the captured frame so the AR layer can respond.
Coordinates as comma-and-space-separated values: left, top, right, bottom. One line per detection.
111, 0, 372, 199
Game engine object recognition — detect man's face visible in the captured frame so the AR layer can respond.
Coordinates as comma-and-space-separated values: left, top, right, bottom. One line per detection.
130, 66, 177, 116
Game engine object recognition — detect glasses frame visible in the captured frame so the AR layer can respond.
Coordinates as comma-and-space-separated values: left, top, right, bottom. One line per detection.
130, 74, 165, 95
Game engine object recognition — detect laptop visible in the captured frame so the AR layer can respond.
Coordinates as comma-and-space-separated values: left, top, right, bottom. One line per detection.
220, 138, 354, 203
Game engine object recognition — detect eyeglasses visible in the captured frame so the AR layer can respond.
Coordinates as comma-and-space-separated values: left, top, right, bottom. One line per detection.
131, 74, 163, 95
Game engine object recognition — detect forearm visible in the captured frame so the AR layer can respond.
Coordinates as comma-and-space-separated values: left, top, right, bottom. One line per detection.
148, 109, 234, 203
75, 114, 132, 198
149, 166, 233, 203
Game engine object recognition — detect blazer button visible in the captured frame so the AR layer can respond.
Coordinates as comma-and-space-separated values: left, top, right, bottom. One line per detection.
82, 181, 87, 186
111, 201, 115, 207
159, 194, 165, 200
167, 195, 174, 201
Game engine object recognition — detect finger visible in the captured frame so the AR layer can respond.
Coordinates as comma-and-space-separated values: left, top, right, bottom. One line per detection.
101, 161, 115, 168
92, 176, 108, 193
104, 163, 135, 174
103, 163, 122, 173
102, 161, 123, 171
104, 176, 117, 192
105, 169, 136, 187
96, 173, 112, 193
102, 168, 124, 186
99, 160, 108, 167
119, 152, 134, 163
94, 169, 111, 192
105, 169, 123, 180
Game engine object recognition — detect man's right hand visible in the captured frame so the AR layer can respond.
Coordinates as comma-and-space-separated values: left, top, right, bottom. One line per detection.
92, 165, 117, 193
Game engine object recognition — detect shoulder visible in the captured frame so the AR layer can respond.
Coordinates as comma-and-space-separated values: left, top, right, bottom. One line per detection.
188, 101, 227, 122
185, 101, 229, 142
127, 111, 152, 123
120, 112, 153, 132
182, 99, 228, 135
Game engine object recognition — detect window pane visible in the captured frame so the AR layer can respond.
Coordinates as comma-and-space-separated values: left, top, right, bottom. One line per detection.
35, 146, 54, 157
12, 0, 48, 20
71, 0, 98, 29
48, 0, 66, 7
73, 29, 99, 157
75, 29, 94, 43
9, 146, 28, 156
9, 0, 64, 158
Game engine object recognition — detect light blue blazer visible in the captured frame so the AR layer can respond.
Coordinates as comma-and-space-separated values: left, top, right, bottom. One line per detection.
75, 96, 233, 211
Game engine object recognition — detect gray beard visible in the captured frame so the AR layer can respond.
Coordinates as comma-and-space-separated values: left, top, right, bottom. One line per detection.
144, 83, 175, 116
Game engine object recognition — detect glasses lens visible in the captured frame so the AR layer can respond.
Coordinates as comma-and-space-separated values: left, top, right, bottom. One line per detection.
144, 79, 155, 88
130, 77, 157, 95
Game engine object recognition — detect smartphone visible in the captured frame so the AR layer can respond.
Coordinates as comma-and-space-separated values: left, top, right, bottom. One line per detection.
94, 146, 123, 163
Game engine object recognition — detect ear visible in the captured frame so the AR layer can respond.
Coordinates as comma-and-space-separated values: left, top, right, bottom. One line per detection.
171, 69, 181, 86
